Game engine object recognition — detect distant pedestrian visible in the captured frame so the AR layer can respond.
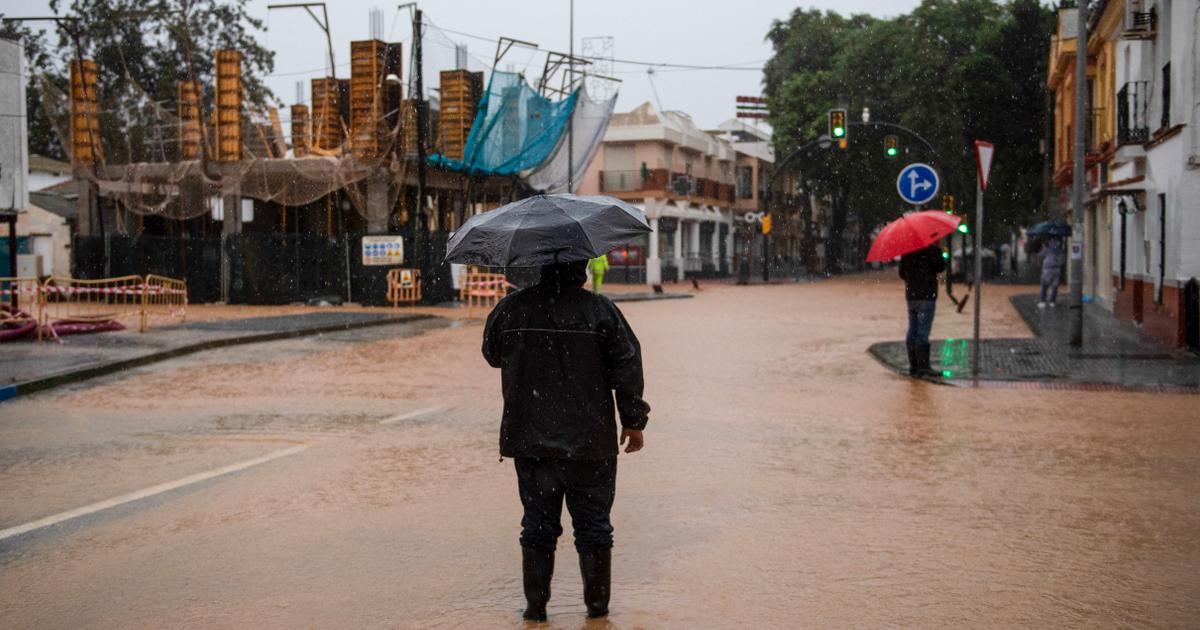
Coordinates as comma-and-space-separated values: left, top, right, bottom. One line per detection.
1038, 238, 1065, 308
589, 254, 609, 294
899, 243, 946, 378
483, 261, 651, 621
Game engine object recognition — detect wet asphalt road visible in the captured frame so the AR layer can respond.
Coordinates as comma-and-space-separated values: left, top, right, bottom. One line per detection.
1, 275, 1198, 629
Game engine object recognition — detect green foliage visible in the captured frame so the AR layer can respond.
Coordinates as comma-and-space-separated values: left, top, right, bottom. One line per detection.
764, 0, 1055, 259
4, 0, 275, 164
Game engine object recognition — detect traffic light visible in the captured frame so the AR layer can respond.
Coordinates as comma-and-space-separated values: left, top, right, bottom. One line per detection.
761, 214, 772, 235
828, 109, 847, 148
884, 134, 899, 158
957, 222, 969, 234
942, 194, 955, 213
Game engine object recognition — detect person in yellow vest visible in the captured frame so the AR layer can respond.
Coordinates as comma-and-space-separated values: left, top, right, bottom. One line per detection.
588, 255, 610, 294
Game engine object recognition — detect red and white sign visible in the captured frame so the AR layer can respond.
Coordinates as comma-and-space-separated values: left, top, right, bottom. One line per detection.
974, 140, 995, 191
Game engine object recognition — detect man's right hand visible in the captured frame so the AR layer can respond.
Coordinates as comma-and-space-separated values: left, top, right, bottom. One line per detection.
620, 429, 644, 454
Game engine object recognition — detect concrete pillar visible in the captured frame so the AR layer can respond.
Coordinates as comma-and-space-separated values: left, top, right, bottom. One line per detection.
689, 219, 701, 259
725, 224, 735, 270
672, 220, 684, 281
75, 178, 96, 237
365, 172, 390, 233
220, 193, 241, 303
646, 216, 661, 285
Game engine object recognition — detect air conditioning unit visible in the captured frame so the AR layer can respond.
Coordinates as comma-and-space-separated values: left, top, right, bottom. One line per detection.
1123, 1, 1156, 38
671, 175, 695, 196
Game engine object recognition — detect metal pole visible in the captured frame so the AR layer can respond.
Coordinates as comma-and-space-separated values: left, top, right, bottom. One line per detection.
567, 0, 574, 193
1069, 0, 1087, 346
972, 178, 983, 378
413, 8, 429, 299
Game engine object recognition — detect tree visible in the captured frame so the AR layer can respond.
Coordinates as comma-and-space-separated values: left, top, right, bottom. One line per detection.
763, 0, 1054, 270
5, 1, 275, 164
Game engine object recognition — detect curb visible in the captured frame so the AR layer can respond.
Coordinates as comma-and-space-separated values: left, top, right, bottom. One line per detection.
6, 313, 437, 400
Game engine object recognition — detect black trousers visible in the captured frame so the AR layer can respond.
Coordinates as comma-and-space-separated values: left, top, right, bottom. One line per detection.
514, 457, 617, 553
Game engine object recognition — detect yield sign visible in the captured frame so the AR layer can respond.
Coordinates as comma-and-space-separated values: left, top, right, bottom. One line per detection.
975, 140, 995, 191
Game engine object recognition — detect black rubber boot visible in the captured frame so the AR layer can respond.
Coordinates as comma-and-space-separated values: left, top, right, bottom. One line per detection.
906, 343, 919, 376
579, 548, 611, 618
522, 547, 554, 622
915, 343, 939, 378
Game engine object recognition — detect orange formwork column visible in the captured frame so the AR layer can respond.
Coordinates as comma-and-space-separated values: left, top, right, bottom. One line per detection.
291, 104, 310, 157
311, 77, 343, 152
214, 49, 242, 161
69, 59, 102, 165
349, 39, 387, 159
438, 70, 483, 161
177, 81, 201, 159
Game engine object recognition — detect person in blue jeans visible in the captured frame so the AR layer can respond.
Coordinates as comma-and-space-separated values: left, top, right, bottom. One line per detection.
1038, 238, 1065, 308
899, 244, 946, 378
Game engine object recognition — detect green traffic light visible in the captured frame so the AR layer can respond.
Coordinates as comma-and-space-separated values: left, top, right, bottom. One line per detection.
886, 147, 897, 156
832, 126, 845, 138
957, 223, 969, 234
942, 251, 950, 260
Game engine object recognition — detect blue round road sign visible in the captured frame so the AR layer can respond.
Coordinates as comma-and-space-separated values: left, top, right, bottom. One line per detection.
896, 162, 940, 205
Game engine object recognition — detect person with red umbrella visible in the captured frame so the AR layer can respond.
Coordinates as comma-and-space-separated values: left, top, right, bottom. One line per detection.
867, 210, 960, 378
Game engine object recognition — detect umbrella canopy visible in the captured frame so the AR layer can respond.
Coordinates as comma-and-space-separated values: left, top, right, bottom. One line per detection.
866, 210, 961, 262
443, 194, 651, 267
1027, 218, 1072, 237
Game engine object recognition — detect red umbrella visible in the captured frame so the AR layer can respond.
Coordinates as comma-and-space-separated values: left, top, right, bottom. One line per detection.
866, 210, 961, 262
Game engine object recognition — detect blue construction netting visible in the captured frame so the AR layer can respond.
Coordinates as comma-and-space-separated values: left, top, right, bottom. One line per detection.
430, 71, 578, 176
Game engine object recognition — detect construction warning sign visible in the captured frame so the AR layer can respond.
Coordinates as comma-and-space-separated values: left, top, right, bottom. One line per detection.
362, 235, 405, 266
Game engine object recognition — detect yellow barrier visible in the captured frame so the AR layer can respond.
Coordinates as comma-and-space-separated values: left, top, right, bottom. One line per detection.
386, 268, 422, 306
1, 277, 43, 333
460, 271, 509, 318
41, 275, 146, 337
143, 274, 189, 329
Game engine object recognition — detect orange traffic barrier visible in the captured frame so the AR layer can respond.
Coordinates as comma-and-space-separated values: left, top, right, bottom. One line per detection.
386, 268, 422, 306
142, 274, 189, 329
40, 275, 146, 338
1, 277, 43, 337
460, 271, 509, 318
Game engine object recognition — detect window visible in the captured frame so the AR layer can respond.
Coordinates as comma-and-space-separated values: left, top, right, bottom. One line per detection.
1160, 62, 1171, 128
737, 166, 753, 199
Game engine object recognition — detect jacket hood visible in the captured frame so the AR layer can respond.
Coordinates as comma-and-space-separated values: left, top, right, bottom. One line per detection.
539, 261, 588, 290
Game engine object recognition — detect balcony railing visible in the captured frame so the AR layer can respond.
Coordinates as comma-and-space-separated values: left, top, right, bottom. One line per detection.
1117, 81, 1150, 145
601, 169, 734, 205
599, 170, 644, 192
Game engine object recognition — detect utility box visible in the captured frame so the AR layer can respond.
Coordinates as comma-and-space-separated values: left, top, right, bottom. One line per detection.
0, 38, 28, 212
17, 254, 43, 278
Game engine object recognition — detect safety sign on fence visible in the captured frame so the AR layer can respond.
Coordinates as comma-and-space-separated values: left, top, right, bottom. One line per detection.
362, 235, 405, 266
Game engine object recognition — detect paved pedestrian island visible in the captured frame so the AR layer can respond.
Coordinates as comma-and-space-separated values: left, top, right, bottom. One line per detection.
870, 294, 1200, 392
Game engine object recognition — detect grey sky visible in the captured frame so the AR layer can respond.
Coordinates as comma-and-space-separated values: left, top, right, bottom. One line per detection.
2, 0, 922, 129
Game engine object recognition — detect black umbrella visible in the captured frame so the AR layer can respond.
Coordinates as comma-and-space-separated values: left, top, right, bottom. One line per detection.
1027, 218, 1072, 237
443, 194, 651, 267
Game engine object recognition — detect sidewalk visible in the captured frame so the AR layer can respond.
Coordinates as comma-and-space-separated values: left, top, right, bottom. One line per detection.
0, 311, 439, 400
869, 293, 1200, 392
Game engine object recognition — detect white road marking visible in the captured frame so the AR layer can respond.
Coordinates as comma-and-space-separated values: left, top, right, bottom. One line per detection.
0, 444, 308, 542
379, 406, 447, 425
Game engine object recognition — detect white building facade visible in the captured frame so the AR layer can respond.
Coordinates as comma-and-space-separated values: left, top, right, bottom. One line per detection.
1106, 0, 1200, 347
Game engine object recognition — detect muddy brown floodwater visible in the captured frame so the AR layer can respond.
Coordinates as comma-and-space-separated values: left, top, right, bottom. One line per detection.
1, 274, 1198, 629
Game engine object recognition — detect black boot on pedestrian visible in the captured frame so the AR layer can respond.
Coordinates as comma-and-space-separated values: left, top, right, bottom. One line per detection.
916, 343, 940, 378
579, 548, 611, 618
522, 547, 554, 622
906, 343, 919, 376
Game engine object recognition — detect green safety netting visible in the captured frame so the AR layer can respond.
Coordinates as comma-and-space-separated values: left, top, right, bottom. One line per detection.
430, 71, 578, 176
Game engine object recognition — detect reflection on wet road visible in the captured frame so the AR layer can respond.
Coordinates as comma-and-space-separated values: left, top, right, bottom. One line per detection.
1, 276, 1197, 628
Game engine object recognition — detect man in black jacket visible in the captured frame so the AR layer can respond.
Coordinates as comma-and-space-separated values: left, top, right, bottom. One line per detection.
482, 260, 650, 621
898, 244, 946, 378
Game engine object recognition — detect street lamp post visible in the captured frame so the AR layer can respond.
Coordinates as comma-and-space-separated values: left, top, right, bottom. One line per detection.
1069, 1, 1087, 346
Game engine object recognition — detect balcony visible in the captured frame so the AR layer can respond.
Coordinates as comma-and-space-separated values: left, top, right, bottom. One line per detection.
1117, 81, 1150, 145
599, 169, 734, 207
1122, 10, 1156, 39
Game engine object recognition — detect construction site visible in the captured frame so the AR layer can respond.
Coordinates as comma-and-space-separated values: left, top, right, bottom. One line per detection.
3, 6, 618, 318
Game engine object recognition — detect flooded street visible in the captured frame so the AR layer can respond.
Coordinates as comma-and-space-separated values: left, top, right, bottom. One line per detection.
1, 274, 1198, 628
